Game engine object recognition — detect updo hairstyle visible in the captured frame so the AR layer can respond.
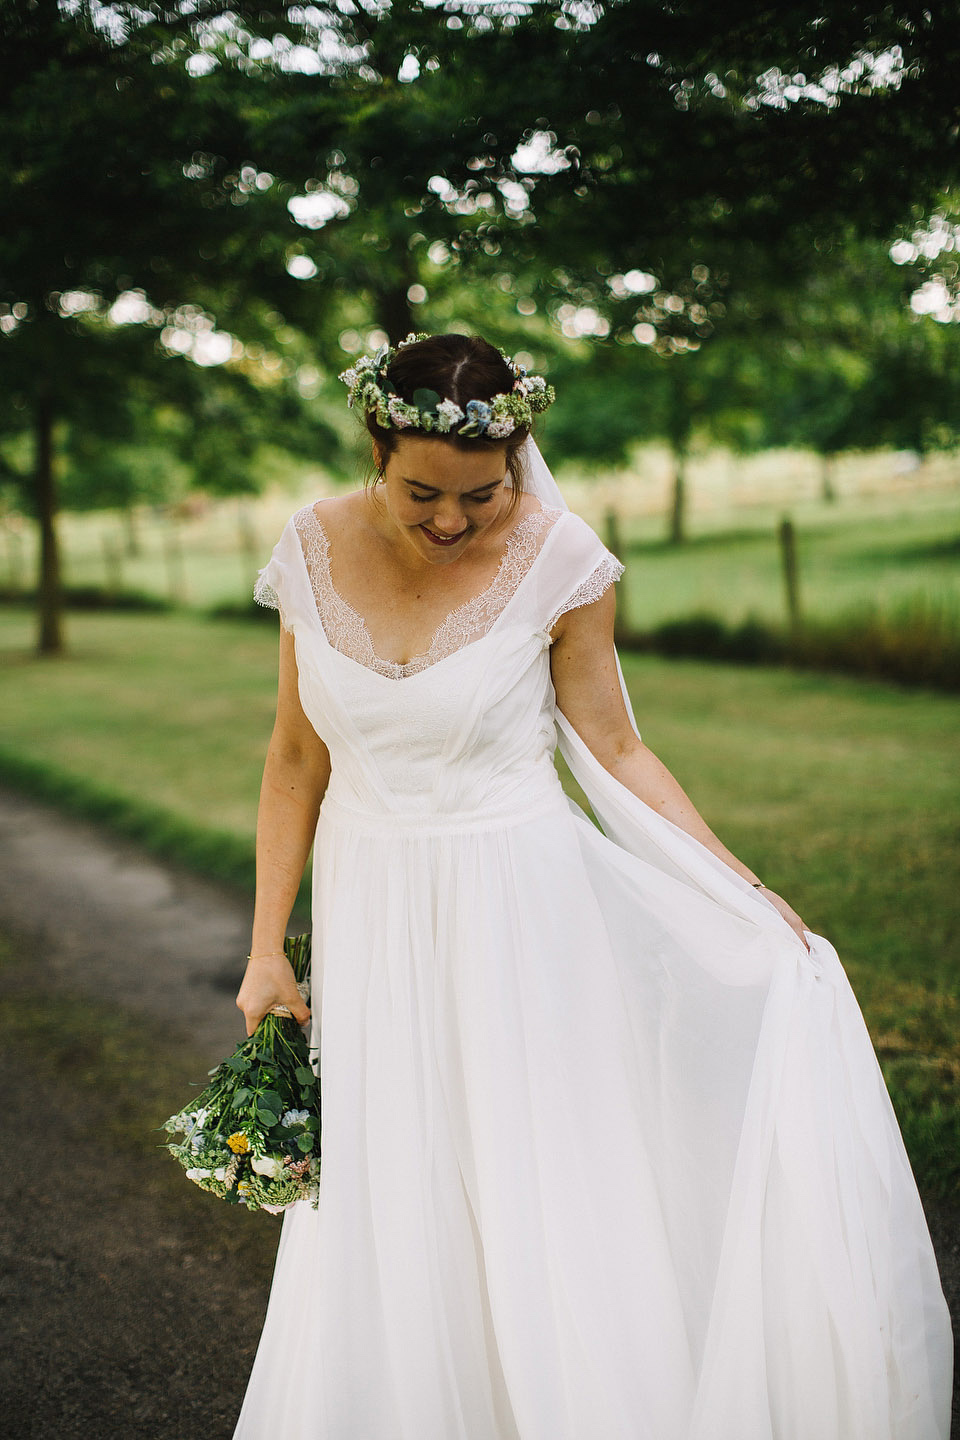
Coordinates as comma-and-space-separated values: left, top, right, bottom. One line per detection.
365, 334, 531, 500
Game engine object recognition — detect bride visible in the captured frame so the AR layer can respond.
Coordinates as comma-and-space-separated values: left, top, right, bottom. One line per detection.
234, 332, 952, 1439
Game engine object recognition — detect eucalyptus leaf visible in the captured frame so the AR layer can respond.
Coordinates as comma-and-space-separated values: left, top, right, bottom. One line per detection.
412, 387, 441, 413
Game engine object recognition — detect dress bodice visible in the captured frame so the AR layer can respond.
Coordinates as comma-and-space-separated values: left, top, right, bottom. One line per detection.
254, 501, 624, 824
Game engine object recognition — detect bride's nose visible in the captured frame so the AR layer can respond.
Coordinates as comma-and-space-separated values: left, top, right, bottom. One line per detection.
430, 500, 468, 535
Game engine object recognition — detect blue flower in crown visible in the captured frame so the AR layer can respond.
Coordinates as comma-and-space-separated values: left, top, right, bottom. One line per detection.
460, 399, 493, 437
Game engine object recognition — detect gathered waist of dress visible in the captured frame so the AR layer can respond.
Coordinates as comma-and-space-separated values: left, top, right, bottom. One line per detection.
319, 780, 568, 838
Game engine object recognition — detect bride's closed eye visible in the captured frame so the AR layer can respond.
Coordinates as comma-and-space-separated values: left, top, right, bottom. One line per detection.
408, 490, 496, 505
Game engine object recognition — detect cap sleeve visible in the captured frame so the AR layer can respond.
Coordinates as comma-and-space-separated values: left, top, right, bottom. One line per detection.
524, 511, 624, 632
253, 510, 314, 635
549, 546, 624, 629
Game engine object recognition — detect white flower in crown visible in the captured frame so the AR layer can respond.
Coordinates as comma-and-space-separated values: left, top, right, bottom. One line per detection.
486, 417, 516, 439
388, 397, 416, 428
435, 398, 465, 429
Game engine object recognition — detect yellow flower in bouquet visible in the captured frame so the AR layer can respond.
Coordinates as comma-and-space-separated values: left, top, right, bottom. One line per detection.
163, 935, 321, 1215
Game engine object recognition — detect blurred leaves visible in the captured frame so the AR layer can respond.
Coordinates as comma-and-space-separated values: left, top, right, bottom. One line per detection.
0, 0, 958, 634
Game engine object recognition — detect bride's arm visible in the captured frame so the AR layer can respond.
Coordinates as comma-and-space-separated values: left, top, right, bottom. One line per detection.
550, 588, 810, 949
236, 628, 332, 1035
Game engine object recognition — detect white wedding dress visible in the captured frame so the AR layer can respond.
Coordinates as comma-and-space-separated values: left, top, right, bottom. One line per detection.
236, 451, 952, 1440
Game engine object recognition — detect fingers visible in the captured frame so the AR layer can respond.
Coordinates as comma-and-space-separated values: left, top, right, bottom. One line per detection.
240, 1000, 311, 1037
785, 911, 811, 952
763, 890, 811, 953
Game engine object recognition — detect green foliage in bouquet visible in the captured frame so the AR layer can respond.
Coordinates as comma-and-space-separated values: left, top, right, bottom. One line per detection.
163, 934, 320, 1214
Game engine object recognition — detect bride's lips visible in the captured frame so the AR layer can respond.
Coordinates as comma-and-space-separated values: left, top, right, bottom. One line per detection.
420, 524, 468, 548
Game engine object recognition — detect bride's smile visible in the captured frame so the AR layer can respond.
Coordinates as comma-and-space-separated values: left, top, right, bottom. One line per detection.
372, 434, 512, 568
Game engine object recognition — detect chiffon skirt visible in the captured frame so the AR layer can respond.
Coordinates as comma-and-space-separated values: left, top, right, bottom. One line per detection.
233, 790, 952, 1440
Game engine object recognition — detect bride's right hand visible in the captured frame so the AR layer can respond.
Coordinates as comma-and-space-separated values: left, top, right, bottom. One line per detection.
236, 952, 311, 1037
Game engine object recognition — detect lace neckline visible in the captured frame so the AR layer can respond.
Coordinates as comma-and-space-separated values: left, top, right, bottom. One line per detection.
294, 502, 562, 680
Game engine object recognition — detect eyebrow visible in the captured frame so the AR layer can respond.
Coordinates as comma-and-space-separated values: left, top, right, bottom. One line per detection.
403, 477, 503, 496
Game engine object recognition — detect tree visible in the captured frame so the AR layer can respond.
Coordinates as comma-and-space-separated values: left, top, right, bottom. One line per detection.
748, 238, 960, 488
0, 0, 350, 651
277, 1, 960, 531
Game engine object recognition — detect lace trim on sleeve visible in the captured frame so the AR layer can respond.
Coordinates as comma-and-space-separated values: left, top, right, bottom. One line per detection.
549, 553, 625, 630
253, 570, 293, 634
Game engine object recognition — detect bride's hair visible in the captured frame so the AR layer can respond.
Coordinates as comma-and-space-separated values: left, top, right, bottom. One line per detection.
365, 334, 532, 495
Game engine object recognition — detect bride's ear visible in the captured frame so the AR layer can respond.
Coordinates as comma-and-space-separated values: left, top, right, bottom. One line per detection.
372, 441, 385, 478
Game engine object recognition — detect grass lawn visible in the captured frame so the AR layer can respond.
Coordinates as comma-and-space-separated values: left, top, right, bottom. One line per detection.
1, 607, 958, 1193
7, 477, 959, 632
617, 500, 960, 631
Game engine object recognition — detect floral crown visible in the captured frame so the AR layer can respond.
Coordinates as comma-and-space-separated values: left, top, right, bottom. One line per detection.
338, 332, 555, 440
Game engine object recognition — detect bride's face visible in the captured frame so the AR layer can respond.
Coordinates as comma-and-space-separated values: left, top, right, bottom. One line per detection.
375, 435, 510, 565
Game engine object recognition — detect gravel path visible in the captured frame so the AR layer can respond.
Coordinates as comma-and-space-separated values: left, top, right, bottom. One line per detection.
0, 787, 269, 1058
0, 785, 956, 1437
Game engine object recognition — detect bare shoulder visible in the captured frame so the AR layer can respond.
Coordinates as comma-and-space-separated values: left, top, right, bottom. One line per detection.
305, 489, 375, 541
307, 489, 365, 521
513, 488, 545, 521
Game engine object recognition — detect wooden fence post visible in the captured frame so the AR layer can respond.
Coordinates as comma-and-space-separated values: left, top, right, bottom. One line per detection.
778, 514, 802, 634
604, 507, 629, 637
102, 533, 123, 597
163, 514, 187, 604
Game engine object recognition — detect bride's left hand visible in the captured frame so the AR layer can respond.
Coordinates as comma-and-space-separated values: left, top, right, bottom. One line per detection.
757, 887, 810, 950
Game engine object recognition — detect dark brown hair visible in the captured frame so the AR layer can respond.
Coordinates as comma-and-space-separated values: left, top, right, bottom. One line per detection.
364, 334, 531, 502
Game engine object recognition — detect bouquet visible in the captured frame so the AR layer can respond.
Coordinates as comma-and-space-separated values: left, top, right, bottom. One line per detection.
163, 934, 321, 1214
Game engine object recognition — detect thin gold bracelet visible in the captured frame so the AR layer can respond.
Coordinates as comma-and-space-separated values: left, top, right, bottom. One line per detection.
246, 950, 287, 961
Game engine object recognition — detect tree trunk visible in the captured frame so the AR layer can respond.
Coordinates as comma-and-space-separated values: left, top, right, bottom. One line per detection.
668, 446, 687, 545
374, 284, 416, 346
123, 502, 141, 557
820, 453, 837, 503
35, 393, 65, 656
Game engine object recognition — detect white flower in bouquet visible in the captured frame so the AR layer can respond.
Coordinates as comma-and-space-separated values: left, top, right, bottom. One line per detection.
251, 1154, 284, 1179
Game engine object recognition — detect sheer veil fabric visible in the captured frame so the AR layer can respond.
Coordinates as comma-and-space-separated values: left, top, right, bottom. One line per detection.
235, 437, 953, 1440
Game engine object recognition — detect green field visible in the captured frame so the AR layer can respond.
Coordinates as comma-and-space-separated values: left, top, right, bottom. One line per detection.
3, 460, 958, 633
618, 499, 960, 631
0, 607, 958, 1194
